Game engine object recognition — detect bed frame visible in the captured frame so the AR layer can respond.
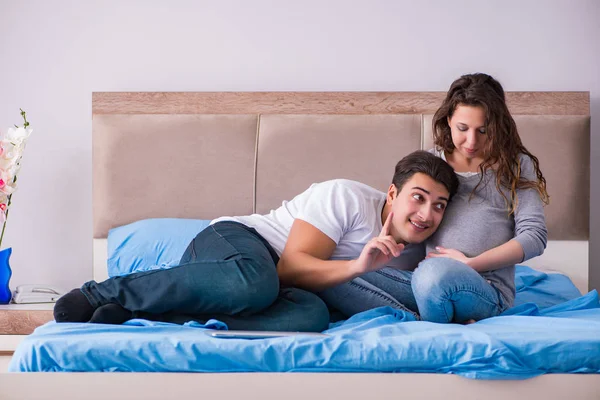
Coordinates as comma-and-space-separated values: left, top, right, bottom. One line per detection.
92, 91, 591, 293
5, 91, 598, 399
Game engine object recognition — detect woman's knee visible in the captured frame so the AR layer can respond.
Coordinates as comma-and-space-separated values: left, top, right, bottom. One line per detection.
412, 258, 474, 297
412, 258, 500, 323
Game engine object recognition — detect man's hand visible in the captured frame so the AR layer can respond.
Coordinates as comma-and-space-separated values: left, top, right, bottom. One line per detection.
350, 212, 405, 275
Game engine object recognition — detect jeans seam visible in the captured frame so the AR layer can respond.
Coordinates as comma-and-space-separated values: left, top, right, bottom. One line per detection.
442, 287, 502, 311
80, 285, 102, 308
210, 225, 241, 257
190, 239, 197, 260
374, 270, 412, 285
348, 281, 419, 318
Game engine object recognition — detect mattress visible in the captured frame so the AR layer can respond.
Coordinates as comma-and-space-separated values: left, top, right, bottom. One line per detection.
9, 266, 600, 379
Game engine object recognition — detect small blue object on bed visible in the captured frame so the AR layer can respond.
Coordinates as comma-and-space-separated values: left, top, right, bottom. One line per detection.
9, 266, 600, 378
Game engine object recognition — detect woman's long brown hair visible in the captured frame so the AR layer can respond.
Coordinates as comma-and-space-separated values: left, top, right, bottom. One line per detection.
432, 73, 549, 215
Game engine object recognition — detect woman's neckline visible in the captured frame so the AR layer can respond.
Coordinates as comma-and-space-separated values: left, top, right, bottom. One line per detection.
442, 150, 483, 174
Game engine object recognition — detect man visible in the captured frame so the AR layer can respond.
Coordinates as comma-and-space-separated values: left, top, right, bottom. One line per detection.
55, 150, 458, 331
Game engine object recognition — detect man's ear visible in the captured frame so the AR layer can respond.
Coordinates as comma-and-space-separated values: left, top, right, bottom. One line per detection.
387, 184, 398, 204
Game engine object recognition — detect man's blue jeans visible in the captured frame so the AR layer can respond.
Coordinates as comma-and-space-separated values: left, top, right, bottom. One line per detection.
82, 222, 330, 332
319, 258, 509, 323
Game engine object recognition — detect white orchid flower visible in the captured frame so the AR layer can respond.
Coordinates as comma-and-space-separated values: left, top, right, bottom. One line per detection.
5, 160, 20, 178
5, 126, 32, 146
0, 140, 23, 177
0, 158, 17, 174
0, 109, 31, 249
0, 139, 23, 162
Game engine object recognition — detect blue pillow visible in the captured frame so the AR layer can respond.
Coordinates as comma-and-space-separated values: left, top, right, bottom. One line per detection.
107, 218, 211, 277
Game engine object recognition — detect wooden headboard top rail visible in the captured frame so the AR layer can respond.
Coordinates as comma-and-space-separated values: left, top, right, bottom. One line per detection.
92, 92, 589, 115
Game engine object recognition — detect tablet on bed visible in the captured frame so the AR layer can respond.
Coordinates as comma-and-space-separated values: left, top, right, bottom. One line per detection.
204, 330, 329, 339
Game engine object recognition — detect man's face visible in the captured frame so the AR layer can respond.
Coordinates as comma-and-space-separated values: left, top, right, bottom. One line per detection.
387, 172, 450, 244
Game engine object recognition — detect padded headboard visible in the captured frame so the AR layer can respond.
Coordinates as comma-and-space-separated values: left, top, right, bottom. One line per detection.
92, 92, 590, 242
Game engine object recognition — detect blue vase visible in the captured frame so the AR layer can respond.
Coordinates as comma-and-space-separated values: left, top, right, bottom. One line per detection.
0, 247, 12, 304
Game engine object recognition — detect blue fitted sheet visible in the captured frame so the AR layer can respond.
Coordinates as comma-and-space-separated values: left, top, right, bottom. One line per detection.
9, 266, 600, 379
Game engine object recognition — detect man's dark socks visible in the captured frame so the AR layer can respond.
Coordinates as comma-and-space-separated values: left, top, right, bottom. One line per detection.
89, 303, 133, 325
53, 288, 96, 322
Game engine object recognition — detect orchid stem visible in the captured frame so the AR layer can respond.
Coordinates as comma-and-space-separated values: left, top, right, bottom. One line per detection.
0, 195, 10, 249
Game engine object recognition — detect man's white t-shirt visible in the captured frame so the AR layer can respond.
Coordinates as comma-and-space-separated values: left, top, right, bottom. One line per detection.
211, 179, 424, 269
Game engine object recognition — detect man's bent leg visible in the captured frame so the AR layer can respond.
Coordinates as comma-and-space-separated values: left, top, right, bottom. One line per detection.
144, 288, 330, 332
55, 222, 279, 322
318, 270, 418, 319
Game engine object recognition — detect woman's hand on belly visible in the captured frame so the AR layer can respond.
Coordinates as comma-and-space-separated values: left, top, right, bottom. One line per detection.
427, 240, 525, 273
426, 246, 474, 268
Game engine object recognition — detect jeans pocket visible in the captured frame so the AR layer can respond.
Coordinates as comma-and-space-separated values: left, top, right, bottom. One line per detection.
191, 226, 246, 265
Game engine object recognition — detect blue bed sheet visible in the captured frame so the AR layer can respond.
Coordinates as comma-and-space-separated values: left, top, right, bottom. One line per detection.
9, 266, 600, 379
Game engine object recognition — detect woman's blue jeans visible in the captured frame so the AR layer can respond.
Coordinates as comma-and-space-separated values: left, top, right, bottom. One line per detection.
82, 222, 330, 332
319, 258, 508, 323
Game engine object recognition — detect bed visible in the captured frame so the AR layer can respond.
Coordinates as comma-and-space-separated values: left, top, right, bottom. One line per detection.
2, 91, 599, 399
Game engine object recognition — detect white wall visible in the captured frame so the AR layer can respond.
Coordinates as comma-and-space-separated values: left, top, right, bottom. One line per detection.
0, 0, 598, 291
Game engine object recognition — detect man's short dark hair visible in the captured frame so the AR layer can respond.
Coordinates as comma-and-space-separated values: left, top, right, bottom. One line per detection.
392, 150, 459, 199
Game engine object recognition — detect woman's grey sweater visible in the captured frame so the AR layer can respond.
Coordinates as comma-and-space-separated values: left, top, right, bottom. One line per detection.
427, 150, 548, 306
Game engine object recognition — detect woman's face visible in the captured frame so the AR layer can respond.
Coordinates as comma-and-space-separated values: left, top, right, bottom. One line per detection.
447, 105, 488, 161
